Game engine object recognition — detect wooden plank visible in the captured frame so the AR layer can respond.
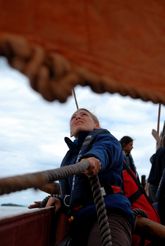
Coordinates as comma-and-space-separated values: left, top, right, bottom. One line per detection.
0, 207, 55, 246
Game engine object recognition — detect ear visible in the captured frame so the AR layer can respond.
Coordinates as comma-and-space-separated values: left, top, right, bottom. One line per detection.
95, 122, 100, 129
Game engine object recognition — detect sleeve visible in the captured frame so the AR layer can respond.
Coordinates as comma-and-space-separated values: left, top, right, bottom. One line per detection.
80, 132, 123, 170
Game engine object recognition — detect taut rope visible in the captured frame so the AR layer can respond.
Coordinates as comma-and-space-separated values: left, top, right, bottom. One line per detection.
156, 103, 161, 149
0, 160, 112, 245
157, 103, 161, 137
72, 88, 79, 110
0, 160, 89, 195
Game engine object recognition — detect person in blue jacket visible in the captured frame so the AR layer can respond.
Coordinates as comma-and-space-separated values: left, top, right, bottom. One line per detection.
46, 108, 134, 246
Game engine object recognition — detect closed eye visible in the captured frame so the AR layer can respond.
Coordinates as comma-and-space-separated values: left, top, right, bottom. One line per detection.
80, 112, 88, 117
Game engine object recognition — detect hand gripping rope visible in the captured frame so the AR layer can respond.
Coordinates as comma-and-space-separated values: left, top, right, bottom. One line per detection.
0, 160, 112, 246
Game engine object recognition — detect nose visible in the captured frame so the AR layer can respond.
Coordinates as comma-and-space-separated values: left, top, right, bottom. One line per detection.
75, 114, 81, 120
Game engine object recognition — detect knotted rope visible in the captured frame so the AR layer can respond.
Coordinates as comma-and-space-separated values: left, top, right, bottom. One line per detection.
0, 160, 112, 245
0, 34, 105, 103
0, 33, 164, 104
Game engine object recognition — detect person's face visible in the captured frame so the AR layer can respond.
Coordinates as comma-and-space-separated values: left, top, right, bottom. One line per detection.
70, 109, 99, 137
123, 141, 133, 154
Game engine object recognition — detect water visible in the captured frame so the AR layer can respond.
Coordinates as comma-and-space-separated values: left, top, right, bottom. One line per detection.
0, 206, 30, 219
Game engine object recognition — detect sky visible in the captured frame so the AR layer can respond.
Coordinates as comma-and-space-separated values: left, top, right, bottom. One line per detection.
0, 57, 164, 206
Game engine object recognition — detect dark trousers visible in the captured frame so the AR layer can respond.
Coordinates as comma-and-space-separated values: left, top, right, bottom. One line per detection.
70, 212, 132, 246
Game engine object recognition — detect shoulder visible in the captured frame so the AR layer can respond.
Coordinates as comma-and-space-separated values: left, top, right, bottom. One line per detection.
93, 128, 110, 135
92, 128, 121, 147
92, 128, 116, 139
94, 128, 118, 140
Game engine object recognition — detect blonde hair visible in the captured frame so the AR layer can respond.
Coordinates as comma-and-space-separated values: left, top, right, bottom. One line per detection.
74, 108, 100, 126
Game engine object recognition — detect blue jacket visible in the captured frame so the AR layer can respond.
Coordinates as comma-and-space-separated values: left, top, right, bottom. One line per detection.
60, 129, 134, 224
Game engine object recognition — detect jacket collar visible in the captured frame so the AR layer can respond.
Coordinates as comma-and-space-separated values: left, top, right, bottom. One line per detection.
64, 131, 91, 149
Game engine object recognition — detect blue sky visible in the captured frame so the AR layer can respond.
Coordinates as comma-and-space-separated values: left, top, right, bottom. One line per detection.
0, 57, 164, 206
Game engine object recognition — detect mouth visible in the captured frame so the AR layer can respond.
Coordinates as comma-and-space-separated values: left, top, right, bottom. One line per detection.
74, 120, 84, 125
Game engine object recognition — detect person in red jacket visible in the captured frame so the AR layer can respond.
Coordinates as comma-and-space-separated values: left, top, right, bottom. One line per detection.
120, 136, 160, 246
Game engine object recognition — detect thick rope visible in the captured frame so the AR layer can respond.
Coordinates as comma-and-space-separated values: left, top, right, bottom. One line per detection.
0, 160, 113, 245
0, 160, 89, 195
89, 175, 112, 246
0, 34, 165, 104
